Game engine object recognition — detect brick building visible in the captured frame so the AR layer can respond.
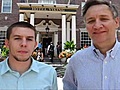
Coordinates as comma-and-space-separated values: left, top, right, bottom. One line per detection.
0, 0, 120, 56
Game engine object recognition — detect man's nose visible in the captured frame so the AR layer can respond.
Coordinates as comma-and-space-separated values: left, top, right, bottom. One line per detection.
20, 39, 27, 47
93, 20, 103, 29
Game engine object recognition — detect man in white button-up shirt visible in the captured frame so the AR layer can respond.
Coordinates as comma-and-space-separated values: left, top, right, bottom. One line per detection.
63, 0, 120, 90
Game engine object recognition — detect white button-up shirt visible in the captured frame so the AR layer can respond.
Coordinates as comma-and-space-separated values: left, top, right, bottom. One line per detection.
63, 40, 120, 90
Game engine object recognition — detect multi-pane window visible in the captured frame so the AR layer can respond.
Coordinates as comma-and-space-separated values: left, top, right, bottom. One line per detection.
38, 0, 56, 4
1, 0, 12, 13
0, 31, 6, 48
80, 31, 91, 48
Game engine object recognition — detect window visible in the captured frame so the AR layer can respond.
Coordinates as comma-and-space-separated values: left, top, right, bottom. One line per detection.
0, 31, 6, 48
38, 0, 56, 4
1, 0, 12, 13
80, 31, 91, 48
20, 0, 26, 3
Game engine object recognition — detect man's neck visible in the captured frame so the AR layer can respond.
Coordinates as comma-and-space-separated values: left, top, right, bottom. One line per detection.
8, 58, 32, 75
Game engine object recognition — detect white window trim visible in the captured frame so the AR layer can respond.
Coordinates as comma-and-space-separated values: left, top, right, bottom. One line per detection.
38, 0, 56, 4
1, 0, 12, 13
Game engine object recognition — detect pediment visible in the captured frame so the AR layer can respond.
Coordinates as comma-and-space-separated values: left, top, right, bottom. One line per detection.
35, 20, 59, 32
35, 20, 59, 28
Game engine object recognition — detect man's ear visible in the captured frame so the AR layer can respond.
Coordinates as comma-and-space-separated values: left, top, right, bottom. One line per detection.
115, 17, 120, 28
5, 39, 9, 49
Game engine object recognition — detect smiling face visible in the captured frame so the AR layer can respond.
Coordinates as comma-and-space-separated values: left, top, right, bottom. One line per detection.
84, 4, 119, 46
5, 27, 37, 62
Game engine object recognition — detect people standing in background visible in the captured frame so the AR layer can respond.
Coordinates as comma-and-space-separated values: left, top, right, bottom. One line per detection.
32, 50, 37, 60
47, 42, 54, 62
36, 48, 44, 62
63, 0, 120, 90
56, 42, 61, 57
0, 22, 58, 89
38, 41, 42, 49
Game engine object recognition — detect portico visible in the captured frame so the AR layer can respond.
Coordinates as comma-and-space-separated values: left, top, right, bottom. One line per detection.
17, 3, 79, 51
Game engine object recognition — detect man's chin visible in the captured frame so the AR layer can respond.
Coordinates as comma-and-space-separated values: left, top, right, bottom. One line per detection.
14, 56, 31, 62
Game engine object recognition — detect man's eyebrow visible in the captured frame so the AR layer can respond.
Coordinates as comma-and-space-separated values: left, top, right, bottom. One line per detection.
100, 15, 110, 17
86, 15, 110, 20
26, 36, 34, 38
85, 17, 94, 22
13, 35, 34, 38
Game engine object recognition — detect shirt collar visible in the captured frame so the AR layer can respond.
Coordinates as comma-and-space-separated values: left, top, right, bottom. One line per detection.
92, 40, 120, 59
109, 40, 120, 59
0, 57, 39, 75
0, 57, 10, 75
29, 58, 39, 73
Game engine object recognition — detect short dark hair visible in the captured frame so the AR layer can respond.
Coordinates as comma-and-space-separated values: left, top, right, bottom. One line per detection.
6, 21, 37, 40
82, 0, 118, 18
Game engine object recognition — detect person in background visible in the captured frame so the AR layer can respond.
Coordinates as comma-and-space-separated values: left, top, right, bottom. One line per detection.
36, 48, 44, 62
0, 21, 58, 90
63, 0, 120, 90
31, 49, 37, 60
47, 42, 54, 62
56, 42, 61, 57
37, 41, 42, 49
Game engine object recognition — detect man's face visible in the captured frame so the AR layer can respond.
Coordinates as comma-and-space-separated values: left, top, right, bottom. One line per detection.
5, 27, 37, 62
84, 5, 119, 44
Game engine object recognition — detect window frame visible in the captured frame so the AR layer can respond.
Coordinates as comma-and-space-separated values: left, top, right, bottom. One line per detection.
80, 28, 92, 48
0, 31, 6, 48
38, 0, 56, 4
1, 0, 12, 13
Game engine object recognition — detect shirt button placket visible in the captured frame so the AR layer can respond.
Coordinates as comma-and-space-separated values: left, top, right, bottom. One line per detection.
103, 59, 109, 89
18, 77, 24, 90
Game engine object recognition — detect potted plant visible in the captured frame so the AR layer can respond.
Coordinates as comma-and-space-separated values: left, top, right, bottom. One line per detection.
59, 41, 76, 63
64, 41, 76, 51
1, 45, 9, 58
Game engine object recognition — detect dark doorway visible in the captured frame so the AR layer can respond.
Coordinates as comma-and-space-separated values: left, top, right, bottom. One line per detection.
42, 37, 52, 56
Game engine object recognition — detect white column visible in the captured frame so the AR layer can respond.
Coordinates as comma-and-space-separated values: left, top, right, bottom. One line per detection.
54, 31, 58, 56
67, 21, 70, 41
19, 13, 24, 21
36, 32, 40, 45
30, 13, 35, 26
62, 14, 67, 50
72, 15, 76, 45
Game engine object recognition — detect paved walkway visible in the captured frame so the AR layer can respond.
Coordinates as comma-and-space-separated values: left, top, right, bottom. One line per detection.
43, 57, 64, 90
44, 57, 66, 77
57, 77, 63, 90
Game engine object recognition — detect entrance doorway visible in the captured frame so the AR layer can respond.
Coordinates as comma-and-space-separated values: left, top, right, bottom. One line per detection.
42, 37, 52, 56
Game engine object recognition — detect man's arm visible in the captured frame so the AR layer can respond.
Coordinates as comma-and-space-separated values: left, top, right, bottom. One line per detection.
63, 62, 77, 90
52, 69, 58, 90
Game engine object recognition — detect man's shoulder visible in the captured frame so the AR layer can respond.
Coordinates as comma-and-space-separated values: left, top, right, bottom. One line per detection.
71, 46, 93, 60
35, 61, 55, 71
76, 46, 92, 54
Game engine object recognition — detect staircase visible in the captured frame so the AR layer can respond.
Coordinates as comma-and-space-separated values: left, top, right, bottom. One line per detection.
44, 57, 66, 77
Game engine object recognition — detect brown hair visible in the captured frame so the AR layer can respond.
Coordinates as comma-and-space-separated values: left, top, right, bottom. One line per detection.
82, 0, 118, 18
6, 21, 37, 40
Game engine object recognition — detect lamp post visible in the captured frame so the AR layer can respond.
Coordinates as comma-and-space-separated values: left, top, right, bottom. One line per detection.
45, 25, 50, 34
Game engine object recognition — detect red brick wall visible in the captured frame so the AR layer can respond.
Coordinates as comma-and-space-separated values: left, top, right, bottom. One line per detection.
0, 0, 120, 47
0, 0, 19, 27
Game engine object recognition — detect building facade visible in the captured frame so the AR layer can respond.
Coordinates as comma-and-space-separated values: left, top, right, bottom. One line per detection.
0, 0, 120, 56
